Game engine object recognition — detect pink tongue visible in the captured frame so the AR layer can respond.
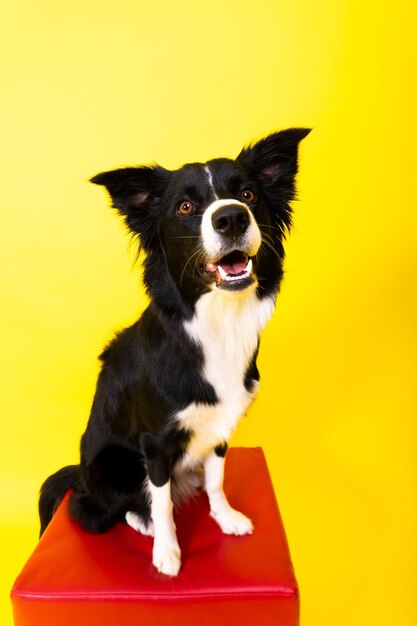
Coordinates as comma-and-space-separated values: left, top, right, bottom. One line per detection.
219, 260, 247, 275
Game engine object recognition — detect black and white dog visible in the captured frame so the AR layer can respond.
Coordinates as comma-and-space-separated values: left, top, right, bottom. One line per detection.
39, 128, 310, 576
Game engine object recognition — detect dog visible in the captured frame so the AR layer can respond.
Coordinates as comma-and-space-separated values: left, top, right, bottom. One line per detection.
39, 127, 310, 576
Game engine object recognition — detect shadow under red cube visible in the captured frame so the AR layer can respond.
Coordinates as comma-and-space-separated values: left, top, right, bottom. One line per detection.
11, 447, 299, 626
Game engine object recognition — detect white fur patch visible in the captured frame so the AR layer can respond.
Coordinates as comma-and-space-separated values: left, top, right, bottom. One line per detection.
125, 511, 154, 536
149, 481, 181, 576
201, 198, 262, 261
176, 291, 275, 472
204, 165, 219, 200
204, 452, 253, 535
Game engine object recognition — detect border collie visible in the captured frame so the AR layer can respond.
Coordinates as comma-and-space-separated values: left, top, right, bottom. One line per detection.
39, 128, 310, 576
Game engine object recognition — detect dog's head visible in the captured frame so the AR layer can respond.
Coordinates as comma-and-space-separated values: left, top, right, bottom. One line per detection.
91, 128, 310, 310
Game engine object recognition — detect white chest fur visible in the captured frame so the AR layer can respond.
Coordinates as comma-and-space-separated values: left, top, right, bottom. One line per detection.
176, 290, 275, 466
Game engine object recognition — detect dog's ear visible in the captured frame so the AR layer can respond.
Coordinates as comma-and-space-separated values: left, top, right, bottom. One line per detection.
237, 128, 311, 204
90, 166, 171, 253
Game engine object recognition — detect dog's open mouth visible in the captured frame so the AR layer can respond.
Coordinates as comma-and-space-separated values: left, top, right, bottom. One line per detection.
202, 250, 256, 292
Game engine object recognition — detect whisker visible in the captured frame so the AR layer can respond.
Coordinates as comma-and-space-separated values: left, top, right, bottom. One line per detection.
257, 222, 286, 236
258, 238, 281, 262
259, 244, 268, 258
259, 232, 280, 256
192, 248, 205, 281
260, 231, 276, 246
180, 245, 205, 287
170, 235, 200, 239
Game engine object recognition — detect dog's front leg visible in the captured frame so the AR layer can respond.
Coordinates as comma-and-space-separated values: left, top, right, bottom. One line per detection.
148, 479, 181, 576
204, 446, 254, 536
142, 433, 181, 577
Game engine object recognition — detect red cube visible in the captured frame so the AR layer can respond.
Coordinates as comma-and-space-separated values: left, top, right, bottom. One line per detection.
11, 447, 299, 626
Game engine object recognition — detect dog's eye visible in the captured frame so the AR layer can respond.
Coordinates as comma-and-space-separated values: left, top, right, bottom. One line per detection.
240, 189, 256, 203
178, 200, 194, 216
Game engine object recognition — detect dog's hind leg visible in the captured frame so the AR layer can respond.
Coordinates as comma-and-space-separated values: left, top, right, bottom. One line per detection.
125, 511, 154, 536
70, 443, 149, 533
69, 490, 122, 533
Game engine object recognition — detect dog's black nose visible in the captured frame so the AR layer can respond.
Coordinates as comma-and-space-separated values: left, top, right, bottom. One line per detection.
211, 205, 250, 239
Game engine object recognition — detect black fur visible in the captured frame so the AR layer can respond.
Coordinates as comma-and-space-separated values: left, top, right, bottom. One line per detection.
39, 128, 310, 537
39, 465, 80, 535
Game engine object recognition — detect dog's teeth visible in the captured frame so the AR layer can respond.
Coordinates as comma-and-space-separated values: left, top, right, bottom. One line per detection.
246, 259, 253, 274
217, 266, 227, 279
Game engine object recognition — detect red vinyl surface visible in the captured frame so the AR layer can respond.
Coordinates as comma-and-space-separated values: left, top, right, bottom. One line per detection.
11, 447, 299, 625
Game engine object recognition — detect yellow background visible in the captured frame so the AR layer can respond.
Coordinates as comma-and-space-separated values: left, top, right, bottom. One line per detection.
1, 1, 416, 624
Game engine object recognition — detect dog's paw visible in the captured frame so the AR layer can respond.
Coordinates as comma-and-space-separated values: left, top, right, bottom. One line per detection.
125, 511, 154, 537
211, 507, 254, 536
152, 542, 181, 577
